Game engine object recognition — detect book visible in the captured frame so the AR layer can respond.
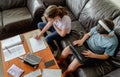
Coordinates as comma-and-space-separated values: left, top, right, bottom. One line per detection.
1, 35, 22, 50
1, 35, 25, 61
42, 69, 61, 77
7, 64, 24, 77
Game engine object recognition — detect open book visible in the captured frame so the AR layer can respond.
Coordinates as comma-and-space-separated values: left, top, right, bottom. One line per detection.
1, 35, 25, 61
1, 35, 22, 50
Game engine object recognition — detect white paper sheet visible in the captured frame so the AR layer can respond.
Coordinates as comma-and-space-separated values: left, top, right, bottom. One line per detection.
29, 37, 46, 53
42, 69, 61, 77
3, 44, 25, 61
24, 69, 41, 77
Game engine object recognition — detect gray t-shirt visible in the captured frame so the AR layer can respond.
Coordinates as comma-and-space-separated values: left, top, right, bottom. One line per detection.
87, 27, 118, 56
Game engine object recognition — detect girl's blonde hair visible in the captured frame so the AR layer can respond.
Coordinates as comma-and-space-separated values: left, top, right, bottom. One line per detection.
44, 5, 68, 18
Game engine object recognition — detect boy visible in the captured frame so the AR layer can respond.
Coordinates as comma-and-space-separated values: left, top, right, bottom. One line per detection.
58, 19, 118, 77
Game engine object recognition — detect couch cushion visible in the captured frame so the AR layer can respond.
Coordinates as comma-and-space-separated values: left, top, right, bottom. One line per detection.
0, 0, 26, 10
64, 7, 77, 21
75, 61, 113, 77
66, 0, 89, 19
61, 21, 85, 48
41, 0, 65, 7
27, 0, 45, 18
2, 7, 32, 32
79, 0, 120, 32
102, 68, 120, 77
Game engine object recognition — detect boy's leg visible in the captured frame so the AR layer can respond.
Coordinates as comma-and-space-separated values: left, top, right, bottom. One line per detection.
63, 58, 82, 77
57, 46, 72, 64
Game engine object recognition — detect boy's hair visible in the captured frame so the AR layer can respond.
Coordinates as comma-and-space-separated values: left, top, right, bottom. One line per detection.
96, 19, 114, 34
44, 5, 68, 18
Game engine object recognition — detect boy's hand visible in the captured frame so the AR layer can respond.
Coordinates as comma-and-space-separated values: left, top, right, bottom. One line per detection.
73, 40, 83, 46
82, 50, 95, 58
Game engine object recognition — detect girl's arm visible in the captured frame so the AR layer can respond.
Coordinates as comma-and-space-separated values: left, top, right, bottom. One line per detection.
53, 25, 67, 37
35, 19, 54, 40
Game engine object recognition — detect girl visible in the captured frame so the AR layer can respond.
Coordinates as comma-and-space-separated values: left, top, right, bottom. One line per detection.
35, 5, 71, 57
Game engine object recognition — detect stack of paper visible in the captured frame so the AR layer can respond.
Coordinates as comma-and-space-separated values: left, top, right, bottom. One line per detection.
24, 69, 41, 77
42, 69, 62, 77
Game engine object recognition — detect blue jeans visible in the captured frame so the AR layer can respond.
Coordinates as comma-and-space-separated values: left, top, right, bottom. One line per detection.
38, 22, 62, 50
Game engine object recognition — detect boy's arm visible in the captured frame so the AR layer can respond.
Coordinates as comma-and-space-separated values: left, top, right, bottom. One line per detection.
82, 50, 109, 60
73, 32, 91, 46
81, 32, 91, 43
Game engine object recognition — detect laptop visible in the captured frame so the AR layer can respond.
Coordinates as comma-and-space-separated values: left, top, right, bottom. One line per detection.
23, 53, 41, 68
68, 41, 89, 64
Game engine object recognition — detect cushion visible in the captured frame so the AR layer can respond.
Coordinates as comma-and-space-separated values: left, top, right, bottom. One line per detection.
61, 21, 85, 48
64, 7, 77, 21
79, 0, 120, 32
2, 7, 32, 32
103, 68, 120, 77
41, 0, 65, 7
66, 0, 89, 19
0, 0, 26, 10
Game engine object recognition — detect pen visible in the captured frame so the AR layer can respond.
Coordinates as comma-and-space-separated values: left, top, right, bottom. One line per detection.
5, 47, 12, 54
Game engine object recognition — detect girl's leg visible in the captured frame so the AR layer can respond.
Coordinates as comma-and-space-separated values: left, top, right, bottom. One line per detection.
45, 31, 62, 50
57, 46, 72, 64
63, 58, 82, 77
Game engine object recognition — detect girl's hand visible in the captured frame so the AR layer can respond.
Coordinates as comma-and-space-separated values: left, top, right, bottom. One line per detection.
34, 33, 41, 40
73, 40, 83, 46
82, 50, 95, 58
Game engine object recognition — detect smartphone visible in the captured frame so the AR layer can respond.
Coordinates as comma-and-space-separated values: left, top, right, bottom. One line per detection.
44, 60, 55, 68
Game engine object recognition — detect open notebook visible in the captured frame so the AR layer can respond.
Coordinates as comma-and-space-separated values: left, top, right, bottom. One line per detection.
1, 35, 25, 61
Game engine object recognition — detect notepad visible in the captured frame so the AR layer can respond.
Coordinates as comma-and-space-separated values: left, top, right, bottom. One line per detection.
7, 64, 24, 77
29, 37, 46, 53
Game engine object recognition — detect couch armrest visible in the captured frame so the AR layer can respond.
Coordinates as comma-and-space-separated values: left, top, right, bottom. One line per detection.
27, 0, 45, 18
103, 68, 120, 77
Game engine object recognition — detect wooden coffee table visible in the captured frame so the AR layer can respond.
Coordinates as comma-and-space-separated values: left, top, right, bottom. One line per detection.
0, 29, 59, 77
